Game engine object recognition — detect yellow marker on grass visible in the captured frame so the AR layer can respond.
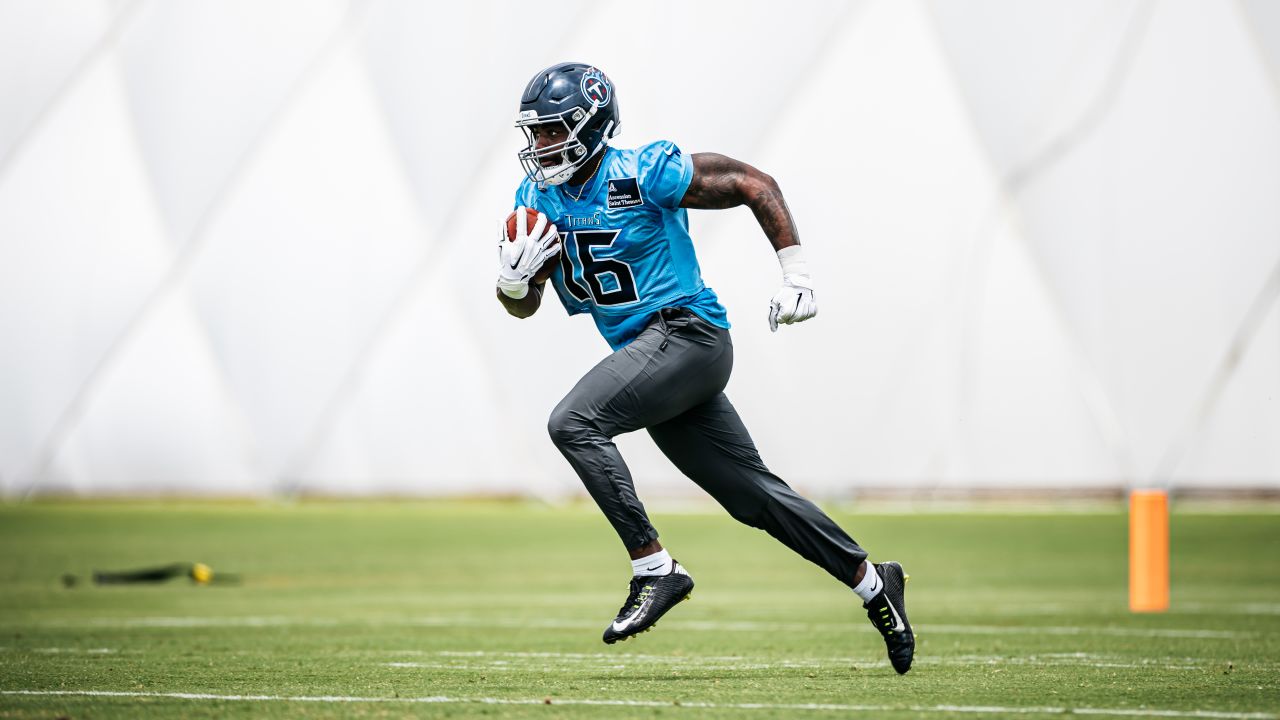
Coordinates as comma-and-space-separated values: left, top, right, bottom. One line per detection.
190, 562, 214, 585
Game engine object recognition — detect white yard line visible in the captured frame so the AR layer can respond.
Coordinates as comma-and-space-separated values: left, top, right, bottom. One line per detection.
82, 616, 338, 628
921, 624, 1246, 640
41, 615, 1256, 639
0, 647, 115, 654
1, 690, 1274, 719
413, 617, 1252, 640
383, 651, 1219, 672
1177, 603, 1280, 616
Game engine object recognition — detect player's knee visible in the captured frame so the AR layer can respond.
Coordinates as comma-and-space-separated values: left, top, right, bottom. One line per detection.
722, 489, 773, 529
547, 404, 590, 448
727, 506, 766, 529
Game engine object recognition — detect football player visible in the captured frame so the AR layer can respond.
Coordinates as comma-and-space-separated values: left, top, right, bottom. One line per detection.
496, 62, 913, 673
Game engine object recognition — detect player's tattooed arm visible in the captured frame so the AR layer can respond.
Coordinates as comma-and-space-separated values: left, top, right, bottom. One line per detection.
681, 153, 800, 251
496, 281, 544, 318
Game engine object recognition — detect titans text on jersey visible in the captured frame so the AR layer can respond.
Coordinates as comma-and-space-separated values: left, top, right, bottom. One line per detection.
514, 141, 730, 350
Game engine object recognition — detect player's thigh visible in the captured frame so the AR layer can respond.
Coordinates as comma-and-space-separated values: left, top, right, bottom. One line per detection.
551, 312, 732, 438
647, 392, 772, 499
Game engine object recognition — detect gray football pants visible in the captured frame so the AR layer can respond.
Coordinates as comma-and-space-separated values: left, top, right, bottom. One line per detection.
547, 307, 868, 590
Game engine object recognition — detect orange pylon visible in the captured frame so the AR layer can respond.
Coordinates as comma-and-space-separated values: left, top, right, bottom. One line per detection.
1129, 489, 1169, 612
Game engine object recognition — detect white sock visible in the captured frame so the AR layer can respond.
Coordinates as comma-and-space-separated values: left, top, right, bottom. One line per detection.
631, 549, 673, 577
852, 561, 882, 602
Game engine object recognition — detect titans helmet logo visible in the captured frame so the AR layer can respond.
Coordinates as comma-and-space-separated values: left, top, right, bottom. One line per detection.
580, 68, 611, 108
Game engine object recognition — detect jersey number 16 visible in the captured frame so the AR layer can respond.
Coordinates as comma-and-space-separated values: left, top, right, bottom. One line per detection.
558, 230, 639, 307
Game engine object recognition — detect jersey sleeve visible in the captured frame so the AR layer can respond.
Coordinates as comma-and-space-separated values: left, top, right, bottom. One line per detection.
513, 178, 540, 211
637, 141, 694, 210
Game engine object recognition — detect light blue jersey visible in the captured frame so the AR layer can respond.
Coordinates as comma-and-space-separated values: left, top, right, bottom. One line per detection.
514, 141, 730, 350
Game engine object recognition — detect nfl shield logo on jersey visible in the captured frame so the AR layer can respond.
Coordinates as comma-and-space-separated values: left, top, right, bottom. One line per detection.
580, 68, 611, 107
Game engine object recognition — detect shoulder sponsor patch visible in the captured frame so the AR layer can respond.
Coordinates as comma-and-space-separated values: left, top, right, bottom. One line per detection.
606, 177, 643, 209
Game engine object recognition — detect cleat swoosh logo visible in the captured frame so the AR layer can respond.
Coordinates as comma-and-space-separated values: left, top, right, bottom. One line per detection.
885, 600, 906, 633
610, 596, 653, 634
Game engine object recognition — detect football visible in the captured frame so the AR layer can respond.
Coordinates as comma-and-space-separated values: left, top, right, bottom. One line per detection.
505, 206, 541, 242
505, 207, 558, 283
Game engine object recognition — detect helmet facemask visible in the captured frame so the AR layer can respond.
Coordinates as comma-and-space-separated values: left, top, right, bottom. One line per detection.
516, 105, 613, 189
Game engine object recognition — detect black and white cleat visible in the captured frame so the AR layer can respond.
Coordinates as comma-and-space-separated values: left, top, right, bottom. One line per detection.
602, 562, 694, 645
864, 561, 915, 674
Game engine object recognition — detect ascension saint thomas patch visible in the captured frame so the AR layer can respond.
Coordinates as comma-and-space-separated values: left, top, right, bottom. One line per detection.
606, 177, 643, 209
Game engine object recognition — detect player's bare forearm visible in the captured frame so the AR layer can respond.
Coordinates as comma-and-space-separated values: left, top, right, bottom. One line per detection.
681, 152, 800, 251
496, 282, 543, 318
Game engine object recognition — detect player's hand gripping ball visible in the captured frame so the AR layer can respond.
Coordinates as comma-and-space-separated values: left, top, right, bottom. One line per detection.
507, 207, 560, 283
505, 207, 542, 252
501, 207, 560, 287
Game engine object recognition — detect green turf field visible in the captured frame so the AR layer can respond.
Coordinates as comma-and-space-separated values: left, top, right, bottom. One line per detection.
0, 501, 1277, 719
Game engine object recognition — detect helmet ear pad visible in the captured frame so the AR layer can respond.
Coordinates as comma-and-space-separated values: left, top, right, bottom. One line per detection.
515, 63, 620, 188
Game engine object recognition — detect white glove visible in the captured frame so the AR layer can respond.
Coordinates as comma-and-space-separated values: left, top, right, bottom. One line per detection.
768, 275, 817, 332
496, 206, 560, 300
768, 245, 817, 331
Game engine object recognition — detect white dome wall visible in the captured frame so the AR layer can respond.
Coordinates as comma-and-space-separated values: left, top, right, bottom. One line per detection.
1, 0, 1277, 498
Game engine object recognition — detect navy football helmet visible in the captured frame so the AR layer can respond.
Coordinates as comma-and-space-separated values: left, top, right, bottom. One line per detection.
516, 62, 621, 188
